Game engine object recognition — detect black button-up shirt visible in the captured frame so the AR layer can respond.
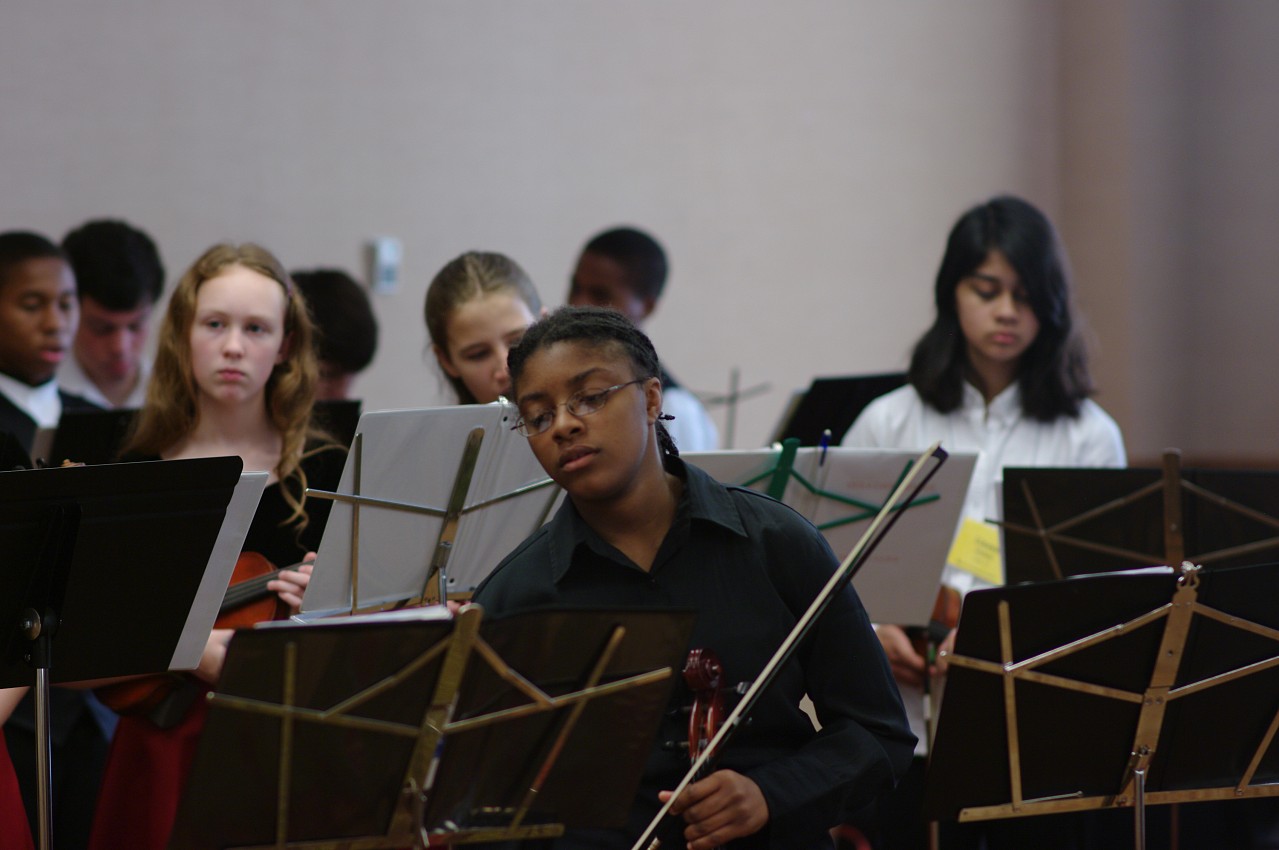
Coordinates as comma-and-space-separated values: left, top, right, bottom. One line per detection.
473, 458, 914, 849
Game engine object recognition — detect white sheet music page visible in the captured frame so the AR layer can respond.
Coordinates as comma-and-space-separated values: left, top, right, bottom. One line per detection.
685, 447, 977, 625
302, 404, 563, 620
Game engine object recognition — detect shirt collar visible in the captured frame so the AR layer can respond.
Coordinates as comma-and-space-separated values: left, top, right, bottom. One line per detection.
544, 456, 748, 584
962, 379, 1022, 424
0, 372, 61, 427
57, 356, 150, 409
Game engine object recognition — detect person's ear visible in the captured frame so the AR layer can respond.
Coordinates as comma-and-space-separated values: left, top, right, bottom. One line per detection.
433, 344, 461, 379
638, 296, 657, 321
644, 376, 663, 425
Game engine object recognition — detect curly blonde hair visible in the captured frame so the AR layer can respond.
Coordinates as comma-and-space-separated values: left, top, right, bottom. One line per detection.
125, 242, 327, 528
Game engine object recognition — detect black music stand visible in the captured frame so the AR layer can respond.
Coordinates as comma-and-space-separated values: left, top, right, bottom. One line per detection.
1002, 451, 1279, 583
770, 372, 906, 446
926, 562, 1279, 849
0, 458, 246, 850
32, 407, 138, 466
168, 605, 693, 849
0, 430, 32, 470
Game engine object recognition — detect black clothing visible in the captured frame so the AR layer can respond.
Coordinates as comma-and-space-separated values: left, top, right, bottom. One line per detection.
474, 459, 914, 849
241, 443, 343, 566
0, 389, 99, 457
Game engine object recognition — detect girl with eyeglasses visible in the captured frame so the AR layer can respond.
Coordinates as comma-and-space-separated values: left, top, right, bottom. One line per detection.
473, 306, 913, 850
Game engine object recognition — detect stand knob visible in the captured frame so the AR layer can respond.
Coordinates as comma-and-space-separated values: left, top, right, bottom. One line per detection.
20, 607, 41, 640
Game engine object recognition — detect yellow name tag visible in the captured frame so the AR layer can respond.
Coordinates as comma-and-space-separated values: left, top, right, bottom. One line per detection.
946, 517, 1003, 585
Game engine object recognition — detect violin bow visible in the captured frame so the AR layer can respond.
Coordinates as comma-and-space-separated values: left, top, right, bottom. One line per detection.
633, 442, 949, 850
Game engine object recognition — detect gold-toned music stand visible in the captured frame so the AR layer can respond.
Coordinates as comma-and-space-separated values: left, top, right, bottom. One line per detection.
925, 561, 1279, 849
1001, 450, 1279, 583
167, 605, 693, 849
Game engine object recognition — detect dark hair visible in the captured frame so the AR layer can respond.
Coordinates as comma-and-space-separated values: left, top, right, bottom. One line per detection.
0, 231, 66, 289
908, 195, 1093, 421
292, 269, 379, 373
61, 219, 164, 310
581, 227, 668, 303
508, 306, 679, 458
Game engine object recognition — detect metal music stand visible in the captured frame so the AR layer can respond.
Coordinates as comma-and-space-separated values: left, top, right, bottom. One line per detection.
768, 372, 906, 447
685, 442, 976, 626
31, 407, 138, 466
1001, 449, 1279, 583
301, 404, 563, 619
925, 561, 1279, 849
0, 457, 248, 850
168, 605, 693, 849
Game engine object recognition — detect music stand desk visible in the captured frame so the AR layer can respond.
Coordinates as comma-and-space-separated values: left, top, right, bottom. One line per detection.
769, 372, 906, 447
685, 445, 976, 626
926, 562, 1279, 844
0, 458, 254, 849
170, 605, 693, 849
1002, 462, 1279, 583
302, 404, 563, 618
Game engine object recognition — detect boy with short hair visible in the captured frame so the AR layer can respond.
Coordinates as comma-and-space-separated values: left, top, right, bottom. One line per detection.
291, 268, 379, 401
60, 219, 165, 409
568, 226, 720, 451
0, 230, 97, 453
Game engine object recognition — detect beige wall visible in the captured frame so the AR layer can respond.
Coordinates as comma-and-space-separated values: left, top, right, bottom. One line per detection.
2, 1, 1274, 463
1058, 0, 1279, 465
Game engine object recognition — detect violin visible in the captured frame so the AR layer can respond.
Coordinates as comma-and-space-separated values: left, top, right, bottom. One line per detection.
682, 648, 726, 765
95, 551, 291, 717
657, 648, 729, 850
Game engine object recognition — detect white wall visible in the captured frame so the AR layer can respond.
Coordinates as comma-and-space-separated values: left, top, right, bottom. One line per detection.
2, 1, 1275, 462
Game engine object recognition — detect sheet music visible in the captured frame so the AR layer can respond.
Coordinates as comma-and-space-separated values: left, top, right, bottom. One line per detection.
302, 404, 564, 619
169, 471, 269, 669
685, 447, 977, 625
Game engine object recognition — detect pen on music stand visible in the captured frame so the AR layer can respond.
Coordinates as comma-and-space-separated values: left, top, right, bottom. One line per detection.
818, 429, 831, 466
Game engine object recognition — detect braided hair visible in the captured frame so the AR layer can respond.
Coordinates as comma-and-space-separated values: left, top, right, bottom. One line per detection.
507, 306, 680, 459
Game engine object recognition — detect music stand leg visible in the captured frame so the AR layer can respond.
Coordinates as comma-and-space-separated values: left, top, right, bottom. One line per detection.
34, 667, 52, 850
1133, 766, 1147, 850
21, 602, 57, 850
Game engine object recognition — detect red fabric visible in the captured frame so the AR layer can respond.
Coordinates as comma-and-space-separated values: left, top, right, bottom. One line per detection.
87, 688, 210, 850
0, 734, 33, 850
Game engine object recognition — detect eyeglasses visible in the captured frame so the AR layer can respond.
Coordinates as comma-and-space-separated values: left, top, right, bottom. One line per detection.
511, 380, 645, 437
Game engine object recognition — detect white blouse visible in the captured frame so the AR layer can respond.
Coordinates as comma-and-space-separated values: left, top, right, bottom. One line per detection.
843, 380, 1126, 593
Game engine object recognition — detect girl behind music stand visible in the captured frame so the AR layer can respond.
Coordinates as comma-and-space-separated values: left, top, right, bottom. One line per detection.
474, 306, 913, 850
88, 244, 343, 850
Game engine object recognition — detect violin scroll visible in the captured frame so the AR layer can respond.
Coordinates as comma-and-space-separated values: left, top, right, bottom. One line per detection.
682, 647, 726, 763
